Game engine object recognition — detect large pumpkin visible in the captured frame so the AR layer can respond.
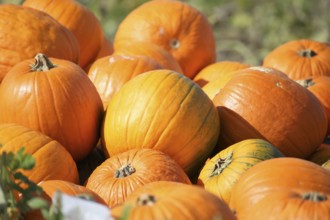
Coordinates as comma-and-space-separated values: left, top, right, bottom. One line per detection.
0, 54, 103, 161
114, 0, 216, 78
197, 139, 284, 204
86, 148, 191, 208
88, 54, 162, 109
263, 39, 330, 80
111, 181, 236, 220
23, 0, 107, 70
0, 123, 79, 185
0, 4, 79, 82
212, 66, 328, 158
102, 69, 220, 176
229, 157, 330, 216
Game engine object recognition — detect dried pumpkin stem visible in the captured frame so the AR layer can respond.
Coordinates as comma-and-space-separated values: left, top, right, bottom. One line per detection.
209, 151, 233, 178
299, 49, 317, 58
115, 163, 136, 178
302, 192, 327, 202
31, 53, 56, 71
136, 194, 157, 206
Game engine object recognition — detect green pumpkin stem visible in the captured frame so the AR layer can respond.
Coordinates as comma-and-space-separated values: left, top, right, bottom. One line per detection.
302, 192, 327, 202
299, 49, 317, 58
31, 53, 56, 71
115, 163, 136, 178
209, 151, 234, 178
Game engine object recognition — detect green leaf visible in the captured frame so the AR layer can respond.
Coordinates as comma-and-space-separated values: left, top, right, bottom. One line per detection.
27, 197, 50, 210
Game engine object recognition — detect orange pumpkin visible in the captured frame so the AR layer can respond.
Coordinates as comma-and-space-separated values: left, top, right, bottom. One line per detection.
86, 148, 191, 208
193, 61, 250, 87
0, 123, 79, 185
229, 157, 330, 215
114, 0, 216, 78
23, 0, 106, 70
102, 69, 219, 176
263, 39, 330, 80
111, 181, 236, 220
296, 76, 330, 135
0, 54, 103, 161
114, 41, 182, 73
212, 66, 327, 158
0, 4, 79, 82
88, 54, 162, 109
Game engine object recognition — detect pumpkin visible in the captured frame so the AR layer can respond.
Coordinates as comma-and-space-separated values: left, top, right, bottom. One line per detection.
111, 181, 236, 220
88, 54, 162, 110
240, 190, 330, 220
296, 76, 330, 135
212, 66, 328, 158
0, 53, 103, 161
85, 148, 191, 208
114, 41, 182, 73
95, 36, 114, 60
263, 39, 330, 80
308, 144, 330, 165
193, 61, 250, 87
0, 4, 79, 83
0, 123, 79, 185
197, 139, 284, 204
38, 180, 107, 206
114, 0, 216, 78
229, 157, 330, 215
23, 0, 106, 70
102, 69, 219, 177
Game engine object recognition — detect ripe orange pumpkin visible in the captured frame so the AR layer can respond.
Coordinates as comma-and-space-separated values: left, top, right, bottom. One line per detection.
102, 69, 220, 176
212, 66, 328, 158
114, 0, 216, 78
86, 148, 191, 208
296, 76, 330, 135
229, 157, 330, 215
263, 39, 330, 80
23, 0, 106, 70
197, 139, 284, 204
193, 61, 250, 87
111, 181, 236, 220
88, 54, 162, 109
0, 4, 79, 82
0, 123, 79, 185
114, 41, 183, 73
0, 53, 103, 161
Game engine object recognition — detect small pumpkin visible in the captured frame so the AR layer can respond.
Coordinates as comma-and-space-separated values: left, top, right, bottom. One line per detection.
0, 53, 103, 161
102, 69, 219, 176
111, 181, 236, 220
0, 123, 79, 185
197, 139, 284, 204
114, 0, 216, 78
85, 148, 191, 208
263, 39, 330, 80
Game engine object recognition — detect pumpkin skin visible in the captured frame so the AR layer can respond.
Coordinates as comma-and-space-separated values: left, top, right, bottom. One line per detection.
197, 139, 284, 205
193, 61, 250, 87
212, 66, 328, 158
88, 54, 162, 110
114, 41, 183, 73
229, 157, 330, 215
102, 69, 220, 176
240, 190, 330, 220
0, 54, 103, 161
0, 123, 79, 185
23, 0, 105, 70
86, 148, 191, 208
308, 144, 330, 165
263, 39, 330, 80
0, 4, 79, 83
114, 0, 216, 78
111, 181, 236, 220
296, 76, 330, 135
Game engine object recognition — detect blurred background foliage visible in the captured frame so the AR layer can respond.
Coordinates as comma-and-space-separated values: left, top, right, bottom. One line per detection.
3, 0, 330, 65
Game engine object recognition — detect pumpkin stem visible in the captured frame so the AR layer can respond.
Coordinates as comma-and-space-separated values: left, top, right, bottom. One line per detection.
209, 151, 234, 178
295, 79, 315, 88
170, 38, 180, 49
136, 194, 157, 206
299, 49, 317, 58
302, 192, 327, 202
115, 163, 136, 178
31, 53, 56, 71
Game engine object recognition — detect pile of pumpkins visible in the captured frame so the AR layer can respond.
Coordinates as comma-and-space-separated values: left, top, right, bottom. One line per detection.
1, 0, 330, 219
